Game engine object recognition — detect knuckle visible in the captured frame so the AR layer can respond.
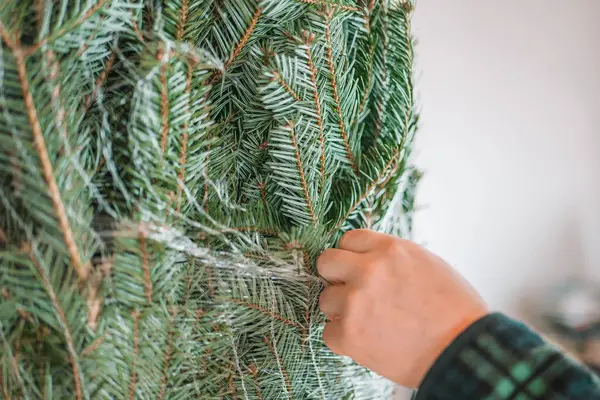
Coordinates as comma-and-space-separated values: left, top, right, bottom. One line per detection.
384, 237, 407, 254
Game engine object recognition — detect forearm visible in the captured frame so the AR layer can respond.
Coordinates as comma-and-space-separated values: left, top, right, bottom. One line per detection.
415, 313, 600, 399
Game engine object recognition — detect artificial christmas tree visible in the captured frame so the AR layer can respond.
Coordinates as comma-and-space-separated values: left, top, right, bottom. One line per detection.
0, 0, 418, 398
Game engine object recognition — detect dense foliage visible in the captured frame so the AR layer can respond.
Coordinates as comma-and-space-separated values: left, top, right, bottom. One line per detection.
0, 0, 418, 398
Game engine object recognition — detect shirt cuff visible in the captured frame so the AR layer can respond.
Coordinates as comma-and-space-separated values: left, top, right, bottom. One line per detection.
414, 313, 543, 399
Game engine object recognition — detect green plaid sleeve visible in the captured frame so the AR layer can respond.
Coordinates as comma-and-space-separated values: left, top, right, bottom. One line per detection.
414, 313, 600, 399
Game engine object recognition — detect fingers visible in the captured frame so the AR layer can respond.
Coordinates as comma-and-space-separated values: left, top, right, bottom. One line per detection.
317, 248, 360, 283
338, 229, 386, 253
322, 320, 346, 356
319, 285, 347, 320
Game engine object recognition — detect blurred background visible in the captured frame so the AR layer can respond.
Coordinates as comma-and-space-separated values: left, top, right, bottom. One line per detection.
397, 1, 600, 396
412, 0, 600, 319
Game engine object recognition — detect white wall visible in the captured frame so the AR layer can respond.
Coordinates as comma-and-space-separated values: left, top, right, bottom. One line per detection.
412, 0, 600, 318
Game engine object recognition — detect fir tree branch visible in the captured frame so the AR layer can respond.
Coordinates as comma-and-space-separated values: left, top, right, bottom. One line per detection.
227, 374, 237, 399
302, 32, 326, 190
288, 121, 318, 227
25, 0, 107, 57
355, 43, 374, 122
76, 16, 102, 57
177, 0, 190, 40
84, 52, 117, 112
38, 339, 47, 400
271, 71, 302, 102
296, 0, 359, 12
249, 364, 264, 400
10, 341, 24, 398
176, 62, 193, 213
372, 0, 389, 140
306, 326, 326, 400
128, 309, 141, 400
35, 0, 44, 34
0, 366, 9, 400
207, 267, 215, 298
231, 227, 280, 237
24, 244, 83, 400
227, 8, 262, 69
44, 50, 68, 149
131, 11, 145, 43
0, 22, 17, 53
87, 273, 102, 330
208, 7, 262, 85
324, 10, 358, 174
230, 298, 303, 330
264, 336, 293, 399
258, 181, 268, 209
81, 336, 106, 358
158, 310, 175, 400
335, 148, 399, 230
139, 232, 153, 304
2, 26, 89, 281
354, 2, 377, 126
159, 50, 170, 156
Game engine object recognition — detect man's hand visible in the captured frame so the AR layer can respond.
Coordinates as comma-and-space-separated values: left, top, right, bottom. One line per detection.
318, 229, 488, 388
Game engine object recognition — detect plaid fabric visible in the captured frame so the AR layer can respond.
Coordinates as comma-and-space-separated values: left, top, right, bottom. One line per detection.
414, 313, 600, 399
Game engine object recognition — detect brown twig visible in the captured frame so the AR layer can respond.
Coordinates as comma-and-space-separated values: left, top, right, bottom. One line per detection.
323, 11, 358, 174
258, 181, 268, 210
35, 0, 45, 33
303, 32, 326, 190
0, 22, 16, 50
86, 272, 102, 331
85, 52, 116, 112
2, 25, 89, 281
271, 71, 302, 102
288, 122, 318, 227
207, 8, 262, 85
177, 0, 189, 40
81, 336, 106, 358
